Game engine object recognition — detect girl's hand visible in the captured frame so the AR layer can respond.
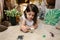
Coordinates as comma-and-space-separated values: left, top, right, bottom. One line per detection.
25, 25, 30, 30
30, 26, 35, 29
21, 26, 28, 32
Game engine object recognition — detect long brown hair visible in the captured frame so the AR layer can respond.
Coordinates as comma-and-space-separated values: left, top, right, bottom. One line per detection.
24, 4, 39, 25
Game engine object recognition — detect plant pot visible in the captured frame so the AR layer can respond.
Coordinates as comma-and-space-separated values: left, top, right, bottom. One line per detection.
9, 17, 17, 26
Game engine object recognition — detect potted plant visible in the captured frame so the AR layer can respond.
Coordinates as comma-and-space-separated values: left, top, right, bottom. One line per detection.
4, 8, 22, 25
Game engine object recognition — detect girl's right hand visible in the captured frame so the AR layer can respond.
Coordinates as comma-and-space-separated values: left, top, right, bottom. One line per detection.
21, 26, 29, 33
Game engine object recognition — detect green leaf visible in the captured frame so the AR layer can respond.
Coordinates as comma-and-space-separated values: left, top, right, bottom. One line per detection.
44, 9, 60, 26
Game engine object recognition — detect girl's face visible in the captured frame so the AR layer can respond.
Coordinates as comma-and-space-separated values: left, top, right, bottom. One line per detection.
26, 11, 35, 21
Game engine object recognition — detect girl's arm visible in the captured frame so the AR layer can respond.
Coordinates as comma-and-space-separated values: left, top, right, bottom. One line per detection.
20, 19, 30, 32
21, 19, 30, 30
31, 21, 38, 29
21, 19, 26, 28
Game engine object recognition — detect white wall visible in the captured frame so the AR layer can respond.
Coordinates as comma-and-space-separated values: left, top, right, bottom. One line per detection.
55, 0, 60, 9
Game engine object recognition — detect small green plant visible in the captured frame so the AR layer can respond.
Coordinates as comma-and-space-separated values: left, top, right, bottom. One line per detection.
44, 9, 60, 26
4, 8, 22, 17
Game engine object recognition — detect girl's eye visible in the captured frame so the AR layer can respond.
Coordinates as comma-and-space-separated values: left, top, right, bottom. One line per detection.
28, 14, 31, 16
32, 15, 34, 16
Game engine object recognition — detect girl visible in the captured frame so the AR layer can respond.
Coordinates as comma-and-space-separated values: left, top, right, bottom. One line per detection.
20, 4, 39, 33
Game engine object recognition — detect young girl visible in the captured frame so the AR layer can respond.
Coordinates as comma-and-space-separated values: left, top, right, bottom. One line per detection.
20, 4, 39, 33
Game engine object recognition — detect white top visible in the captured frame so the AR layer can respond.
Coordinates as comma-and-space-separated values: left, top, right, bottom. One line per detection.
21, 14, 34, 27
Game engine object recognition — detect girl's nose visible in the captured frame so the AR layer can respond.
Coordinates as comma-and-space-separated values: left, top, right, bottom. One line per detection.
30, 16, 32, 18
